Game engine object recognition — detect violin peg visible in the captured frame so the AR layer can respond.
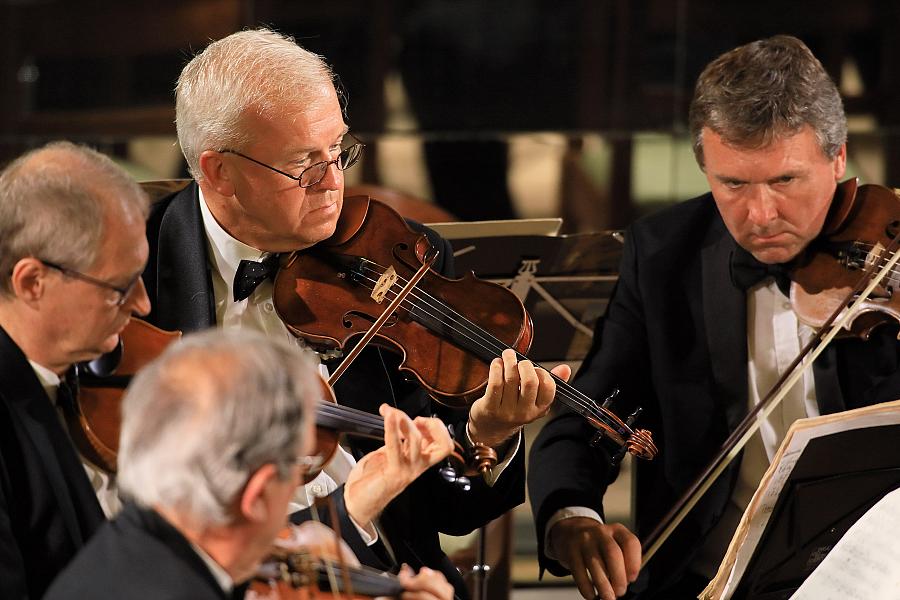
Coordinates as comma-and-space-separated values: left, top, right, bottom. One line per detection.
625, 406, 644, 428
439, 464, 458, 483
601, 387, 620, 410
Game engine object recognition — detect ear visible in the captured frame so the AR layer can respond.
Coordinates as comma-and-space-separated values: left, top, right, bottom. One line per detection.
239, 463, 279, 524
10, 258, 50, 305
833, 143, 848, 180
198, 150, 237, 197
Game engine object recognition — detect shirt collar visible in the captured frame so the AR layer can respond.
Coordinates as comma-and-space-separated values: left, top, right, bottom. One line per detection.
188, 540, 234, 594
198, 187, 270, 294
28, 359, 61, 403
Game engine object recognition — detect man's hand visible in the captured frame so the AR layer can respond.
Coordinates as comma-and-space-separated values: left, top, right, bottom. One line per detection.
344, 404, 454, 526
468, 348, 572, 448
392, 564, 454, 600
550, 517, 641, 600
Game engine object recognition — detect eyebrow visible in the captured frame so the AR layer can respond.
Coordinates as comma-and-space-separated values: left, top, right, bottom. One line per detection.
713, 170, 804, 185
285, 127, 351, 158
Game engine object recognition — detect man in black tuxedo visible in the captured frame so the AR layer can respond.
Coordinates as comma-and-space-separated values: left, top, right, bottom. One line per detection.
143, 28, 569, 598
0, 141, 152, 598
46, 329, 456, 600
529, 35, 900, 600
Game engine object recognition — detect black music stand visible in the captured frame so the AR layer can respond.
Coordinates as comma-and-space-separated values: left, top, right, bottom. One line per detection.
727, 423, 900, 600
427, 219, 624, 362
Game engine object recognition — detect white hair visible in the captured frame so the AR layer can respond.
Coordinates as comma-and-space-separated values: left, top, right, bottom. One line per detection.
0, 141, 149, 297
117, 329, 320, 527
175, 28, 337, 180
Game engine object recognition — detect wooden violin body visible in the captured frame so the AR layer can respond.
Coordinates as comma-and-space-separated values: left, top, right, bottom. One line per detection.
792, 179, 900, 337
274, 196, 533, 408
69, 319, 181, 473
249, 524, 403, 600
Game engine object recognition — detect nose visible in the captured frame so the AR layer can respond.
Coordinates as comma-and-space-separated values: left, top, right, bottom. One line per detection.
746, 185, 778, 227
312, 159, 342, 192
126, 277, 151, 317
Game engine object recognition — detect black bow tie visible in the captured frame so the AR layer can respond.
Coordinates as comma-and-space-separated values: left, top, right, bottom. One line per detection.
233, 254, 280, 301
729, 246, 791, 295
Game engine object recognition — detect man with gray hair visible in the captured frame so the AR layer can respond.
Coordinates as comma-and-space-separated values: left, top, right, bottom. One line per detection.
46, 329, 454, 600
0, 141, 151, 598
143, 27, 568, 597
529, 35, 900, 599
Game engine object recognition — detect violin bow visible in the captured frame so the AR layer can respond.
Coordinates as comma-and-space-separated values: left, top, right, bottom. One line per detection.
640, 228, 900, 567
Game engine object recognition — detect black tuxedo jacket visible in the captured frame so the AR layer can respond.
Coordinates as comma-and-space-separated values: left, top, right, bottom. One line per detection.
45, 502, 228, 600
142, 182, 524, 599
0, 326, 105, 599
528, 193, 900, 598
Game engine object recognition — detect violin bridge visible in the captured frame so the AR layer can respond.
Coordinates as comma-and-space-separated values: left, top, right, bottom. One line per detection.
371, 265, 398, 304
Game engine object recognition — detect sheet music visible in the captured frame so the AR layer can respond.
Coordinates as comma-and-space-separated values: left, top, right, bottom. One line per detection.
702, 399, 900, 599
790, 487, 900, 600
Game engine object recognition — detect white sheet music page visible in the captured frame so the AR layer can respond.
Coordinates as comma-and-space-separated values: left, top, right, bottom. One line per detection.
700, 399, 900, 600
790, 487, 900, 600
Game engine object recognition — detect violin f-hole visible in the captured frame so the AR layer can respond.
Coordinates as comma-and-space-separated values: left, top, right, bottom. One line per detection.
342, 311, 399, 330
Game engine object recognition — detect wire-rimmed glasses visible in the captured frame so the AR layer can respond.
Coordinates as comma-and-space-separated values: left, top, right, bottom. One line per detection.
221, 135, 365, 188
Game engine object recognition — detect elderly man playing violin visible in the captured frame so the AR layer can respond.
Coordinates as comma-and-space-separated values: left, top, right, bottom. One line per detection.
529, 34, 900, 600
46, 329, 454, 600
0, 141, 152, 599
141, 28, 569, 598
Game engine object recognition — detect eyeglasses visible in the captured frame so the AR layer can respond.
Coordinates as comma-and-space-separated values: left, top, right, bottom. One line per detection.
289, 454, 323, 473
41, 260, 141, 307
221, 135, 365, 188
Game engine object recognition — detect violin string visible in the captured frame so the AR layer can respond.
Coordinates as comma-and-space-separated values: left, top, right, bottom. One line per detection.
354, 262, 618, 428
845, 242, 900, 278
353, 261, 621, 430
318, 402, 385, 431
814, 242, 900, 286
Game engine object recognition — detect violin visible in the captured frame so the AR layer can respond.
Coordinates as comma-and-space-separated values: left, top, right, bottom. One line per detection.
68, 319, 181, 473
273, 196, 657, 461
791, 178, 900, 336
249, 522, 404, 600
71, 319, 470, 481
310, 375, 471, 484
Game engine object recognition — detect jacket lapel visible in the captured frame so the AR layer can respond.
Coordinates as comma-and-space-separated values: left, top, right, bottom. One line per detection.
0, 328, 103, 546
701, 222, 749, 431
152, 182, 216, 333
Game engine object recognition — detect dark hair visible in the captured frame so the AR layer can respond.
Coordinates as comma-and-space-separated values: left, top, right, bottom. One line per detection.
689, 35, 847, 167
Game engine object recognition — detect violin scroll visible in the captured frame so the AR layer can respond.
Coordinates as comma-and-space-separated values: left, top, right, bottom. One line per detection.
588, 388, 658, 463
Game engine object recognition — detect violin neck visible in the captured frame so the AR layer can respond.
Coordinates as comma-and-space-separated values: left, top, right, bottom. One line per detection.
315, 558, 403, 597
316, 402, 385, 439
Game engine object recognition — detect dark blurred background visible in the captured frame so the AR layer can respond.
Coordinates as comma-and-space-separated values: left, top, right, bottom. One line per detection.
3, 0, 899, 229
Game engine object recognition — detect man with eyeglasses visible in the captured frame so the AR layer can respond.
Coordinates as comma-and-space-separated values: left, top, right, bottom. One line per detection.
0, 141, 151, 598
142, 28, 568, 598
46, 329, 455, 600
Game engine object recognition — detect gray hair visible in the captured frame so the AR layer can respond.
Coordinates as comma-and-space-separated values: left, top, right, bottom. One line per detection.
175, 28, 337, 180
117, 329, 320, 527
0, 141, 149, 297
689, 35, 847, 168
